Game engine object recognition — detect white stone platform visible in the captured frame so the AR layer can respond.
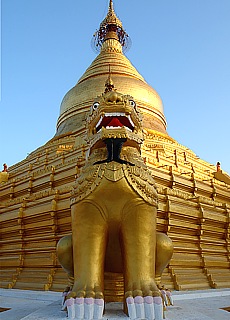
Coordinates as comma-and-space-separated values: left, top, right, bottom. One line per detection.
0, 288, 230, 320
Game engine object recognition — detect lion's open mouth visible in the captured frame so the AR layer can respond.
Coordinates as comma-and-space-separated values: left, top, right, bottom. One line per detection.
96, 113, 134, 132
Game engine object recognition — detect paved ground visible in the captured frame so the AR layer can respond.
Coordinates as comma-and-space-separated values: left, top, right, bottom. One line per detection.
0, 288, 230, 319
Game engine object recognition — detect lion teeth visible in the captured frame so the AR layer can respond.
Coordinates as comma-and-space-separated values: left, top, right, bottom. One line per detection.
105, 126, 132, 131
106, 126, 121, 129
95, 113, 135, 130
96, 116, 103, 128
127, 115, 134, 127
104, 112, 125, 117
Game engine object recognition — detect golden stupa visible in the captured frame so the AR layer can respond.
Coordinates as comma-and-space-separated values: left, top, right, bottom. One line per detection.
0, 1, 229, 295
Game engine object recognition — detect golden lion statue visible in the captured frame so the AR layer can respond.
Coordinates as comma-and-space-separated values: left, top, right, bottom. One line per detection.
57, 78, 173, 320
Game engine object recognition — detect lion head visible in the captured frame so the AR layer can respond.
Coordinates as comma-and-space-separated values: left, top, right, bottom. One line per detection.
86, 78, 144, 158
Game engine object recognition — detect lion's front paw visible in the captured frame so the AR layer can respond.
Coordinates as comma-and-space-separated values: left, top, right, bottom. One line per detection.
126, 295, 163, 320
125, 281, 163, 320
65, 297, 104, 319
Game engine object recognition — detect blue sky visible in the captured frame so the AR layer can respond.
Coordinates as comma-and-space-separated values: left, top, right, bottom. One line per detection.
1, 0, 230, 173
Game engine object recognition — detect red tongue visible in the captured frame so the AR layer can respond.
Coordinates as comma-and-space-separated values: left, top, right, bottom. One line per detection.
97, 116, 134, 132
107, 117, 123, 127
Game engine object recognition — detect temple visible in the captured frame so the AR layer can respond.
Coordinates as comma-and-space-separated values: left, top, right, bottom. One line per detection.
0, 1, 229, 297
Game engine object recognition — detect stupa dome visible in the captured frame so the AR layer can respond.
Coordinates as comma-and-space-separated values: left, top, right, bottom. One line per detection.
55, 1, 167, 137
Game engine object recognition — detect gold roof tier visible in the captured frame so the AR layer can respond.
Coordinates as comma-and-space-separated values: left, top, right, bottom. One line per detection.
56, 2, 167, 137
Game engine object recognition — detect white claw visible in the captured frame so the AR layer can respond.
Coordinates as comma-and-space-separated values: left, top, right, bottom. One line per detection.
93, 299, 104, 319
161, 290, 168, 306
134, 296, 145, 319
144, 296, 155, 319
126, 297, 136, 320
74, 297, 84, 319
84, 298, 94, 319
61, 298, 66, 311
66, 298, 75, 319
154, 296, 163, 320
166, 291, 173, 306
61, 292, 67, 307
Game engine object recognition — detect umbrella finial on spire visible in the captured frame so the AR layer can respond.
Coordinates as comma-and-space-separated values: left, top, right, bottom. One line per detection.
91, 0, 131, 53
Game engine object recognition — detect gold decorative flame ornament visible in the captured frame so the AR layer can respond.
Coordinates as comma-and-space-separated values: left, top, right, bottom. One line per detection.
57, 80, 173, 320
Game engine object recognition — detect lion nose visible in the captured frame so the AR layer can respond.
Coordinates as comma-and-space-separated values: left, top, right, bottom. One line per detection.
105, 92, 123, 104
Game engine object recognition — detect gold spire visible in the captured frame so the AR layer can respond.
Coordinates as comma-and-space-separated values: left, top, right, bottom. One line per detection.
100, 0, 122, 29
109, 0, 114, 12
92, 0, 131, 53
57, 1, 166, 136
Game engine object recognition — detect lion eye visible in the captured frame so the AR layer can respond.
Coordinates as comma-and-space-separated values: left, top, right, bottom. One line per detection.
92, 102, 100, 111
129, 100, 136, 107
